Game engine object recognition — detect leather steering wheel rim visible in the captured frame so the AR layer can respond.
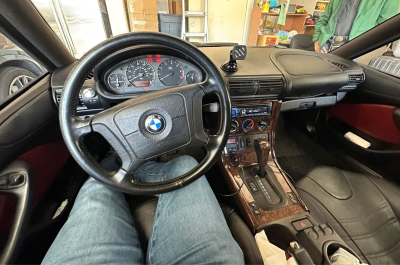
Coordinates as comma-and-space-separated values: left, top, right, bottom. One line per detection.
59, 32, 231, 195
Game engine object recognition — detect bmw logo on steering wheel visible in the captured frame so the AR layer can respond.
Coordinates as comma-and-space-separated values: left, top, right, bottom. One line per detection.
145, 114, 166, 134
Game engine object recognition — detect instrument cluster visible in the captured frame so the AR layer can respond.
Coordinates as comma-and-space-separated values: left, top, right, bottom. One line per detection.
104, 54, 203, 94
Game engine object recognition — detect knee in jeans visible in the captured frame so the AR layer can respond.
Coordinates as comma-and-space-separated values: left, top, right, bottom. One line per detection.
164, 155, 198, 180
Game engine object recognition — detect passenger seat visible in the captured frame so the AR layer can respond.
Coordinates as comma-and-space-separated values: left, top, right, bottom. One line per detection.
296, 166, 400, 264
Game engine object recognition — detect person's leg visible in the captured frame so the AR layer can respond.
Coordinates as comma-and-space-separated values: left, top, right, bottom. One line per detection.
135, 155, 244, 264
42, 156, 143, 265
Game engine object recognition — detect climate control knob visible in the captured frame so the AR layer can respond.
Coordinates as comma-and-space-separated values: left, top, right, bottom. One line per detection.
242, 119, 255, 132
258, 118, 270, 130
230, 120, 239, 133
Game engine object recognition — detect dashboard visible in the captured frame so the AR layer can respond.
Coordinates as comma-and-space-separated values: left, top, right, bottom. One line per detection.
51, 45, 365, 117
103, 54, 203, 94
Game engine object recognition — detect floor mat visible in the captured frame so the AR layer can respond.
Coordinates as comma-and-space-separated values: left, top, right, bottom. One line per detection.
275, 120, 345, 182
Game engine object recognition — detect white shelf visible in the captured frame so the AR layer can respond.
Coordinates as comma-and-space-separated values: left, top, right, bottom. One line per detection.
184, 11, 205, 17
183, 33, 207, 37
316, 0, 330, 2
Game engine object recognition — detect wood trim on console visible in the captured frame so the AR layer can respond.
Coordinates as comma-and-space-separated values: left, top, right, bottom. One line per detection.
218, 100, 307, 234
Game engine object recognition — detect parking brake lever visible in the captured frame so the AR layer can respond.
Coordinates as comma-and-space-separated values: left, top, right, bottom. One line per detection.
254, 139, 267, 178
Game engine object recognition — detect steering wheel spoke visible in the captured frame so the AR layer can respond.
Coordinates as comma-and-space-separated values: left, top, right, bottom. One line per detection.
70, 116, 93, 140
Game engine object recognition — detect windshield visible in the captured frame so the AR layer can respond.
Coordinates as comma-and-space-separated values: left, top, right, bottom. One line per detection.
31, 0, 399, 59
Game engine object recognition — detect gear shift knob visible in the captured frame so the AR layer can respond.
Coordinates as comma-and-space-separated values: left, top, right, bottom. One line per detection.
254, 139, 267, 178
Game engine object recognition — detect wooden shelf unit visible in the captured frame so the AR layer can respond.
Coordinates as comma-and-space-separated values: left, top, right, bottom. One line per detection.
248, 6, 308, 46
261, 12, 307, 16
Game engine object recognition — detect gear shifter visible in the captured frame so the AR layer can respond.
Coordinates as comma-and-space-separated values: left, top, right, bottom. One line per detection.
240, 138, 288, 210
254, 139, 267, 178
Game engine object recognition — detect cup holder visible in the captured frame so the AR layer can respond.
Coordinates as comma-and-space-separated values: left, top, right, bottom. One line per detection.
323, 241, 363, 264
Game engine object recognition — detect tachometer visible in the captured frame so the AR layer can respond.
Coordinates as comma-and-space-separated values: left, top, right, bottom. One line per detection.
157, 59, 184, 86
126, 60, 155, 87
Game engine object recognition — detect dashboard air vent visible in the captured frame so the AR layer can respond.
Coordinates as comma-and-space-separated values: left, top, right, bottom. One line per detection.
348, 74, 364, 85
55, 90, 85, 108
329, 61, 350, 69
228, 80, 257, 96
258, 79, 284, 96
228, 78, 284, 98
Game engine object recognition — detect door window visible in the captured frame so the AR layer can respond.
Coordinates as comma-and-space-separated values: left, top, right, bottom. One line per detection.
0, 33, 47, 105
357, 40, 400, 78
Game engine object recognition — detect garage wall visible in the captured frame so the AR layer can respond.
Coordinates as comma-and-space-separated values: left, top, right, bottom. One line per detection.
105, 0, 129, 36
104, 0, 251, 44
188, 0, 248, 44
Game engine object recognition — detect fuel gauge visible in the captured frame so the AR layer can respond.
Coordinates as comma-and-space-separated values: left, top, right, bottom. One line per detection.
108, 73, 126, 90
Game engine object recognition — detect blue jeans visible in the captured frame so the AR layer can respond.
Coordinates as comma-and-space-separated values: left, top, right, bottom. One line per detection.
42, 155, 244, 264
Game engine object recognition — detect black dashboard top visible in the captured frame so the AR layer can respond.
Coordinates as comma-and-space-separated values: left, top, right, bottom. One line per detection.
199, 46, 283, 77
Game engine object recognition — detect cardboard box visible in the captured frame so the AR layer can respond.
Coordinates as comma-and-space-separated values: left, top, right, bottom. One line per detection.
125, 0, 159, 32
157, 0, 169, 13
173, 1, 182, 15
168, 0, 173, 14
257, 35, 280, 46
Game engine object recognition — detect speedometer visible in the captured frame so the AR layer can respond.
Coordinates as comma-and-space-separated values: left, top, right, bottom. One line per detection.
126, 60, 155, 87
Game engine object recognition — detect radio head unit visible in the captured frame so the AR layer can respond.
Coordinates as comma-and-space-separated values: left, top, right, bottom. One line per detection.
232, 103, 273, 117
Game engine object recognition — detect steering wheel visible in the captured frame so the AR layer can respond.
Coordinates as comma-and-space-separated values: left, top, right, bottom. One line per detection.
59, 32, 231, 195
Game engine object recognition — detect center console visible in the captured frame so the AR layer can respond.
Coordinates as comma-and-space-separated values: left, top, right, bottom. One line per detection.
219, 99, 306, 232
218, 99, 363, 264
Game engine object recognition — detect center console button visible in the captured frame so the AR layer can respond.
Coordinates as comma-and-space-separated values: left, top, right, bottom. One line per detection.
246, 138, 252, 147
248, 180, 259, 192
292, 218, 313, 231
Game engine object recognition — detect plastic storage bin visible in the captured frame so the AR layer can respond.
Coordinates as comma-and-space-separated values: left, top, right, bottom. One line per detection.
158, 14, 182, 38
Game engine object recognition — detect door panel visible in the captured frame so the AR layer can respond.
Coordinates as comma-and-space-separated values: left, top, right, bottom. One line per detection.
0, 75, 58, 168
315, 66, 400, 182
330, 103, 400, 145
0, 74, 67, 262
0, 160, 33, 264
343, 66, 400, 107
19, 139, 70, 206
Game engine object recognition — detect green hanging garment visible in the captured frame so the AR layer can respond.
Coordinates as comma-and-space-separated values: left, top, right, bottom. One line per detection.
277, 4, 286, 25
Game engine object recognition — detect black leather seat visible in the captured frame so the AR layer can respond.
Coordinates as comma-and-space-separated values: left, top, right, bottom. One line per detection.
132, 199, 263, 264
296, 166, 400, 264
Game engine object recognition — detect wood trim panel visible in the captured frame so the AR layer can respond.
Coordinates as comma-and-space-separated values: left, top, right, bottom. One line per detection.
219, 100, 307, 234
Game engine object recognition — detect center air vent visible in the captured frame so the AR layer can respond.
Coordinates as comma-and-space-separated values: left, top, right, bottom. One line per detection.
348, 74, 364, 85
228, 78, 284, 98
